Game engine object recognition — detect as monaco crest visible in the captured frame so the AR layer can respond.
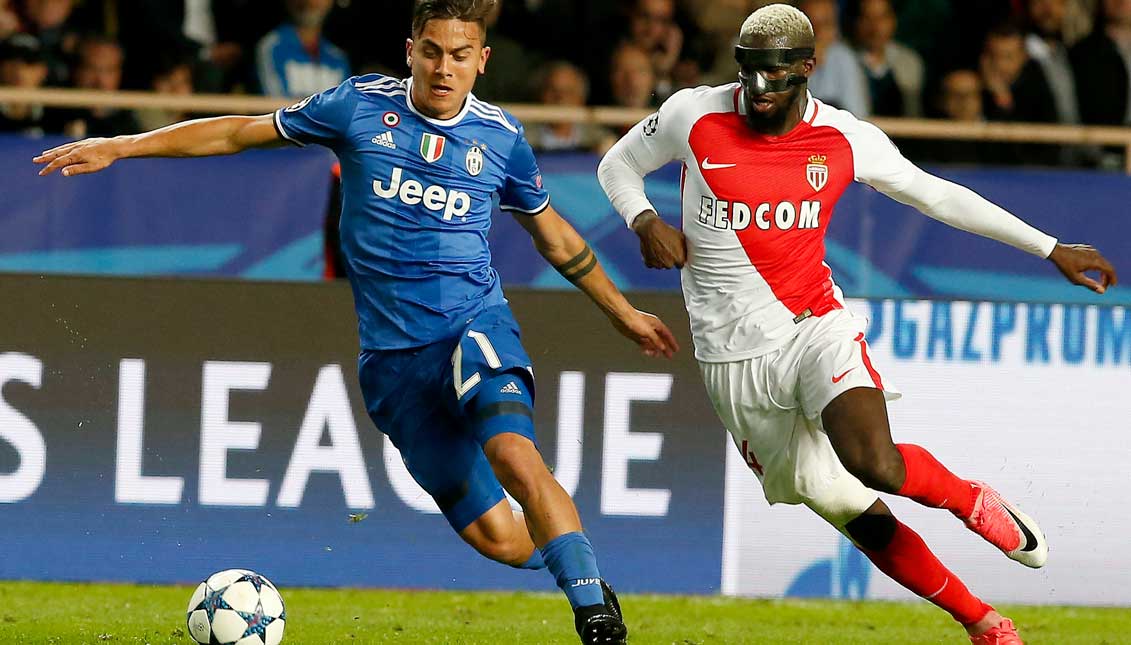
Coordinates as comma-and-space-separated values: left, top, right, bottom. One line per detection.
420, 133, 446, 163
806, 154, 828, 192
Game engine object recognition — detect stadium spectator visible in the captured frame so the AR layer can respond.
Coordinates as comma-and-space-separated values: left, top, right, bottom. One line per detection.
135, 51, 195, 132
798, 0, 871, 115
0, 1, 18, 42
891, 0, 951, 63
939, 69, 986, 123
323, 1, 412, 75
980, 26, 1063, 165
622, 0, 683, 101
470, 0, 533, 102
525, 61, 614, 152
0, 34, 49, 135
1071, 0, 1131, 126
116, 1, 282, 92
608, 42, 657, 110
1062, 0, 1101, 44
980, 25, 1058, 124
21, 0, 81, 86
255, 0, 349, 97
906, 69, 992, 166
1025, 0, 1082, 124
48, 37, 139, 138
849, 0, 925, 117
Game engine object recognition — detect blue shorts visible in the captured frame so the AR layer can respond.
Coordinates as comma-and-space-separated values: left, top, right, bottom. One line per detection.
358, 304, 536, 531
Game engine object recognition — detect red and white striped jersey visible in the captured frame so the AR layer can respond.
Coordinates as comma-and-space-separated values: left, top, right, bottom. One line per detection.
599, 84, 1056, 362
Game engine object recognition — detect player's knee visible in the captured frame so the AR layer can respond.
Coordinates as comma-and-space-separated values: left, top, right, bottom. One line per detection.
467, 532, 529, 566
841, 448, 904, 493
486, 438, 548, 503
802, 490, 875, 530
844, 512, 898, 551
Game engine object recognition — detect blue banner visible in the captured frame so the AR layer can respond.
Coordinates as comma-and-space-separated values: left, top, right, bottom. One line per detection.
2, 135, 1128, 303
1, 135, 335, 279
0, 277, 723, 593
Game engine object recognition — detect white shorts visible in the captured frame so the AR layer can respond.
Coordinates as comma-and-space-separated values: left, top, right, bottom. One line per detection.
700, 309, 901, 526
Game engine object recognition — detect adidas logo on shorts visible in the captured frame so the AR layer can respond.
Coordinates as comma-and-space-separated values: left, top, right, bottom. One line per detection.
499, 381, 522, 396
371, 131, 397, 149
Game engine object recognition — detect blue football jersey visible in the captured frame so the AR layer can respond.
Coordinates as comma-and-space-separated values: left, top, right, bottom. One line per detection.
274, 74, 550, 350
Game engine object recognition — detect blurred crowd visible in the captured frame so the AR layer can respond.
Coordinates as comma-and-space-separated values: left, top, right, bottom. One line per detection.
0, 0, 1128, 167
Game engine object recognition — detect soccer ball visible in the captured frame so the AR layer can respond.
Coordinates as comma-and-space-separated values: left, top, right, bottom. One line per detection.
186, 569, 287, 645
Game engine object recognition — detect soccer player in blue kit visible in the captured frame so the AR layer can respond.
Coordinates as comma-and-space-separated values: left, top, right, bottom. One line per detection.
35, 1, 679, 642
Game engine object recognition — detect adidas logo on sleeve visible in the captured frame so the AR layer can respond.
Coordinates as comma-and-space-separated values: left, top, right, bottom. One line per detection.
371, 131, 397, 149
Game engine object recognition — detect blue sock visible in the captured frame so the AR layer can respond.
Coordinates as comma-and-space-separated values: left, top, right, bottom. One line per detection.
514, 549, 545, 570
540, 531, 603, 609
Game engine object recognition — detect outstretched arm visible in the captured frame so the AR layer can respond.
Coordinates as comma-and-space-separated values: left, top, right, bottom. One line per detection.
35, 114, 283, 177
513, 205, 679, 358
883, 167, 1118, 294
855, 123, 1118, 294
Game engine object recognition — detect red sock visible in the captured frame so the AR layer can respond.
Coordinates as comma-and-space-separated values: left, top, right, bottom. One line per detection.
862, 519, 992, 625
897, 444, 977, 518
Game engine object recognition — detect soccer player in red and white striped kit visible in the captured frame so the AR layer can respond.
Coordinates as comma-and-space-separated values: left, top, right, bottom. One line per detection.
599, 4, 1117, 643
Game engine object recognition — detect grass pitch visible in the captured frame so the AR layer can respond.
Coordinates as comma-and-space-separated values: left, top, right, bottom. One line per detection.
0, 582, 1126, 644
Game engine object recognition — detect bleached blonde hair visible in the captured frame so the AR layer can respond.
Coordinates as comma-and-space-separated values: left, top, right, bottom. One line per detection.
739, 3, 815, 48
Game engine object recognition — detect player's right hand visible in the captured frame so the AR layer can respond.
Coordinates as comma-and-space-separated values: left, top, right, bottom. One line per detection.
632, 211, 687, 269
611, 308, 680, 359
34, 137, 123, 177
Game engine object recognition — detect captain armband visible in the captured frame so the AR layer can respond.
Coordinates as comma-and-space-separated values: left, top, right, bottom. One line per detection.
554, 245, 599, 284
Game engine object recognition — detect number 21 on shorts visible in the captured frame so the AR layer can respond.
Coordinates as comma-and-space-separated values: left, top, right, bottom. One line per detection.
452, 330, 501, 399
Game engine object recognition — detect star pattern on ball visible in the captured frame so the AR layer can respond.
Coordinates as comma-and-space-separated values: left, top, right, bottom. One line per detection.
194, 585, 233, 623
237, 600, 278, 643
238, 573, 269, 594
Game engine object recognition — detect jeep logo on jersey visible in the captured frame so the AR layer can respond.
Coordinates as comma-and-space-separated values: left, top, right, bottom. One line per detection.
465, 146, 484, 176
420, 133, 446, 163
373, 167, 471, 221
697, 196, 821, 231
806, 154, 828, 192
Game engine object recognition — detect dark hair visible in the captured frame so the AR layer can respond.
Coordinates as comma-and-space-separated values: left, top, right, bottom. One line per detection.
150, 48, 196, 82
984, 22, 1025, 43
76, 34, 122, 58
412, 0, 495, 38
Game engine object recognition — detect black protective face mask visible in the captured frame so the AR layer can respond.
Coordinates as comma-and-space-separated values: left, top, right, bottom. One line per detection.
734, 46, 813, 96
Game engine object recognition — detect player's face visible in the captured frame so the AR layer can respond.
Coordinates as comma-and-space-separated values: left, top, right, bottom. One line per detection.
741, 58, 813, 130
407, 19, 491, 120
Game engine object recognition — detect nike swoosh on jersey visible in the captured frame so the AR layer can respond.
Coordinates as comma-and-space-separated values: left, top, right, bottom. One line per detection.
701, 158, 737, 170
1005, 506, 1039, 552
832, 368, 856, 383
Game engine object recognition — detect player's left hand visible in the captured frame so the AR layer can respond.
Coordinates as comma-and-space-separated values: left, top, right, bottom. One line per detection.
1048, 243, 1118, 294
612, 309, 680, 359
